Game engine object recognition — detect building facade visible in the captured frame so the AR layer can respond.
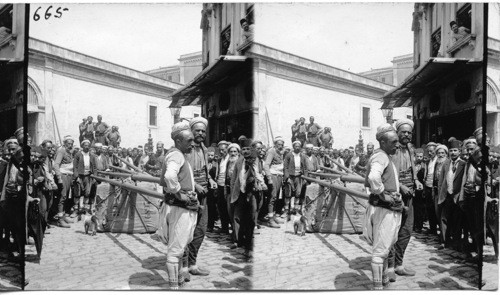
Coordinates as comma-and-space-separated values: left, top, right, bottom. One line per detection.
0, 4, 26, 139
28, 38, 200, 147
487, 37, 500, 145
146, 51, 202, 85
383, 3, 486, 146
170, 3, 255, 143
358, 54, 414, 87
249, 43, 412, 148
171, 3, 413, 147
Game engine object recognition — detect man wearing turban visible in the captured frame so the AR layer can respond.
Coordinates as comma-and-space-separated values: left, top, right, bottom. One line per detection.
73, 139, 97, 212
156, 121, 199, 289
386, 118, 421, 281
283, 140, 308, 215
183, 116, 217, 277
262, 136, 286, 228
53, 135, 76, 228
106, 126, 121, 148
423, 141, 439, 235
362, 124, 403, 290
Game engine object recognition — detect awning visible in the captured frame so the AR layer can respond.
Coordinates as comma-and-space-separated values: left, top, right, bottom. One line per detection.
381, 58, 482, 109
169, 55, 249, 108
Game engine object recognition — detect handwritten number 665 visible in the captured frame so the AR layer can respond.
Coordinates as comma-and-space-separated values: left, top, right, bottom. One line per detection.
33, 6, 69, 21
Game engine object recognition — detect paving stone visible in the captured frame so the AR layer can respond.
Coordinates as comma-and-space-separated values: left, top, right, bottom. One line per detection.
253, 217, 498, 290
24, 218, 251, 290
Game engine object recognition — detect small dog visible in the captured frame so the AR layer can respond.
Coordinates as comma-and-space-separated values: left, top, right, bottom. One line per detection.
83, 208, 99, 236
291, 209, 308, 236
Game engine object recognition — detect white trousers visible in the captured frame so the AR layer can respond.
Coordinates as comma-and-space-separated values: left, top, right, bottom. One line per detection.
156, 203, 197, 263
362, 204, 402, 263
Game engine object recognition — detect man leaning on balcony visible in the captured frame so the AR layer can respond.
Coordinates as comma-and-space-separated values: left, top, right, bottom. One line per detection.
450, 21, 470, 43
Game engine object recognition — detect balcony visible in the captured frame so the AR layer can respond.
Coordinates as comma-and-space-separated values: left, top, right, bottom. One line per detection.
447, 34, 476, 56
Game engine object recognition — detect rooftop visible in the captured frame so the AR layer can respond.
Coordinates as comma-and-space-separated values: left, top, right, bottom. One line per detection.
249, 42, 393, 92
29, 38, 183, 89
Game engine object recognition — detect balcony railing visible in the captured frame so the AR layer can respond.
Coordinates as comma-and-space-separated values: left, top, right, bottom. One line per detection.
447, 34, 476, 56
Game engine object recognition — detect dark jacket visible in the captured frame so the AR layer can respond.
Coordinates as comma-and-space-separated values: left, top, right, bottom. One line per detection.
230, 157, 247, 204
94, 154, 109, 171
438, 158, 466, 204
283, 152, 308, 180
73, 151, 96, 177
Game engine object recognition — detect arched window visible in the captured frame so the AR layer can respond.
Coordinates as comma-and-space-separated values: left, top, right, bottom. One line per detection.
487, 81, 499, 108
28, 82, 39, 106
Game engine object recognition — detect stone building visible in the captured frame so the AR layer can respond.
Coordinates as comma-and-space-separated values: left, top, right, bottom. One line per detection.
358, 54, 414, 87
382, 3, 489, 146
146, 51, 202, 85
170, 3, 255, 143
249, 43, 412, 148
28, 38, 200, 147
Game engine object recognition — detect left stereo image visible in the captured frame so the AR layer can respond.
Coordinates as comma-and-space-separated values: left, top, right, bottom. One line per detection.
0, 3, 28, 291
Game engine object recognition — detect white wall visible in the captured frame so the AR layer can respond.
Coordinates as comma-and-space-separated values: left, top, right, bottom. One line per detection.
29, 66, 183, 148
255, 72, 412, 149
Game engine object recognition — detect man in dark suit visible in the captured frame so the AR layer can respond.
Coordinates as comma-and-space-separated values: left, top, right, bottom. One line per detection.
73, 139, 96, 211
283, 140, 308, 214
230, 138, 262, 259
436, 140, 466, 250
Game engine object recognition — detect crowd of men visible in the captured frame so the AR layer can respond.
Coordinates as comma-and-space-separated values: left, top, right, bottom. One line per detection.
0, 128, 27, 266
1, 113, 498, 290
8, 115, 264, 289
362, 119, 499, 290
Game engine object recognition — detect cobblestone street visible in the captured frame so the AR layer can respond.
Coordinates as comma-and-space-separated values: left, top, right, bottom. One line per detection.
24, 220, 251, 290
0, 253, 22, 290
253, 219, 498, 290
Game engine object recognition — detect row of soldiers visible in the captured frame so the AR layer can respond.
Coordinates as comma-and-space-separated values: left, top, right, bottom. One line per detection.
361, 119, 498, 290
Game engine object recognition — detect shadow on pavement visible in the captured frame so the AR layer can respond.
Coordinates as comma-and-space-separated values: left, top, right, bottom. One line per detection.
414, 232, 482, 289
211, 276, 251, 290
347, 256, 371, 271
221, 263, 251, 276
416, 277, 474, 290
129, 271, 167, 289
105, 233, 167, 289
333, 272, 371, 290
0, 254, 22, 290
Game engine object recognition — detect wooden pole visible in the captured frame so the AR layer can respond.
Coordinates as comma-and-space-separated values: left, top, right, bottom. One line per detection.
301, 175, 369, 200
307, 171, 364, 184
319, 165, 348, 175
115, 156, 146, 174
109, 165, 134, 174
91, 175, 164, 199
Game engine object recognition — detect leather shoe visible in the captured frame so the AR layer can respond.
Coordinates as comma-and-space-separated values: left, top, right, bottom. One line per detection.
386, 268, 396, 282
57, 219, 71, 228
395, 266, 416, 276
189, 266, 210, 276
